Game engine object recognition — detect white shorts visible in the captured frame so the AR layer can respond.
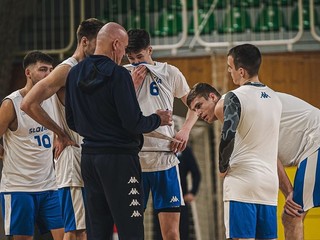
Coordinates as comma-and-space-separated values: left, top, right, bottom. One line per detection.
58, 186, 86, 232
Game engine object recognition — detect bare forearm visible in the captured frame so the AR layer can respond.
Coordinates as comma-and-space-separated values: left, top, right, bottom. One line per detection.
277, 159, 293, 197
25, 103, 65, 137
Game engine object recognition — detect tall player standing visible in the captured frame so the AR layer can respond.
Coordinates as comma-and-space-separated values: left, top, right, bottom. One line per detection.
21, 18, 104, 240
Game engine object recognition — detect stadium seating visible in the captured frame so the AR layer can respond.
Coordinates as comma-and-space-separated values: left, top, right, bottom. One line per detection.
290, 2, 320, 30
254, 5, 287, 32
188, 9, 216, 35
218, 7, 252, 33
152, 9, 183, 37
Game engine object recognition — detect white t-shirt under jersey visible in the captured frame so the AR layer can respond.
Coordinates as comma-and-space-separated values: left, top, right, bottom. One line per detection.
127, 62, 190, 171
223, 85, 282, 206
52, 57, 84, 188
1, 91, 57, 192
277, 92, 320, 167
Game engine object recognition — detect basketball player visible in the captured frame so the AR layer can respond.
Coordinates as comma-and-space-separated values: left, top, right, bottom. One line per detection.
125, 29, 198, 240
0, 51, 64, 239
188, 44, 282, 240
187, 82, 320, 240
21, 18, 104, 240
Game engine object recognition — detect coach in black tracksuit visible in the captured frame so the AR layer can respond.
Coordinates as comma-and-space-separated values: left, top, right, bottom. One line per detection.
65, 22, 172, 240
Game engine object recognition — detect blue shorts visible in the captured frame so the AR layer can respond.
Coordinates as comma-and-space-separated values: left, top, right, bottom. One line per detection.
0, 190, 64, 236
58, 187, 86, 232
224, 201, 277, 239
142, 165, 184, 210
293, 148, 320, 211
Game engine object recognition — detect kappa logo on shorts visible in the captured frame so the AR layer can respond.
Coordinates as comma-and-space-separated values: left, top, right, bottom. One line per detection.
170, 196, 179, 203
129, 199, 141, 206
131, 210, 142, 217
128, 176, 139, 184
128, 188, 140, 195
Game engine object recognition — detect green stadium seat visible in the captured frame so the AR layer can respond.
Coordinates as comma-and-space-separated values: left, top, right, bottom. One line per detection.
218, 7, 252, 33
240, 0, 261, 8
152, 9, 183, 37
125, 12, 150, 30
254, 5, 287, 32
263, 0, 294, 6
188, 9, 216, 35
290, 3, 319, 30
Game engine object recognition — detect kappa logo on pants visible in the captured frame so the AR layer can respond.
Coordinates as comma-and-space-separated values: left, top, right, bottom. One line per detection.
128, 188, 140, 195
131, 210, 142, 217
128, 176, 139, 184
129, 199, 141, 206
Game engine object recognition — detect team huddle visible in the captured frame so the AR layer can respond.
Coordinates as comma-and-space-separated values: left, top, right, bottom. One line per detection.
0, 18, 319, 240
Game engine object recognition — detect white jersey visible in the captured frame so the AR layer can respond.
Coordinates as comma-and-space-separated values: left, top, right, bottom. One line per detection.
53, 57, 84, 188
277, 92, 320, 167
126, 62, 190, 171
224, 85, 282, 206
1, 91, 57, 192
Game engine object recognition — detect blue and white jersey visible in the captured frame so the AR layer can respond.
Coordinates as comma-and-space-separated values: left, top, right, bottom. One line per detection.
1, 91, 57, 192
276, 92, 320, 167
223, 85, 282, 206
125, 62, 189, 171
52, 57, 84, 188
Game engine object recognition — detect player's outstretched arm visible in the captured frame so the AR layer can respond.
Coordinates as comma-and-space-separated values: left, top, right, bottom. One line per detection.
171, 94, 198, 153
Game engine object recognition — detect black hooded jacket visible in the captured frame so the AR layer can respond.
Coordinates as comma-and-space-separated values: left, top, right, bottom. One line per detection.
65, 55, 161, 154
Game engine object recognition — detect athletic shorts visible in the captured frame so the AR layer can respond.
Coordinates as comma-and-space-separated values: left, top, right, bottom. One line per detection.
142, 165, 184, 210
58, 186, 86, 232
224, 201, 277, 239
293, 148, 320, 211
0, 190, 63, 236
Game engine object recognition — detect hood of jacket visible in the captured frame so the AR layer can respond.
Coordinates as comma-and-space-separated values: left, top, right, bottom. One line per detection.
78, 55, 116, 94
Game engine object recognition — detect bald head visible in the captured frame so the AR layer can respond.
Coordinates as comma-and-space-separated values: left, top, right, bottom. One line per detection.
94, 22, 128, 65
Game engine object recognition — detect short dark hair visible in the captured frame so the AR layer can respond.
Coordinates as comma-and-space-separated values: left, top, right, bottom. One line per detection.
227, 44, 261, 78
23, 51, 54, 69
76, 18, 104, 43
187, 83, 221, 107
126, 29, 151, 54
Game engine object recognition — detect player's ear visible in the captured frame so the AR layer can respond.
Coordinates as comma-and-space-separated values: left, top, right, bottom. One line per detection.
80, 36, 89, 47
209, 92, 216, 101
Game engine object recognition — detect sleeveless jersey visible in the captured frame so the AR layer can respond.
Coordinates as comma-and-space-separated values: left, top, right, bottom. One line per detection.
52, 57, 84, 188
277, 92, 320, 166
224, 85, 282, 206
1, 91, 57, 192
127, 62, 190, 171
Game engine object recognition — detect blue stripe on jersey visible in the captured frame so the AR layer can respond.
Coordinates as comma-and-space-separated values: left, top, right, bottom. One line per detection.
313, 151, 320, 207
293, 159, 307, 209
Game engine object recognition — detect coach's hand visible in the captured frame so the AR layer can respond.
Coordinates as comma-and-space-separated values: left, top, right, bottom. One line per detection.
156, 109, 172, 127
